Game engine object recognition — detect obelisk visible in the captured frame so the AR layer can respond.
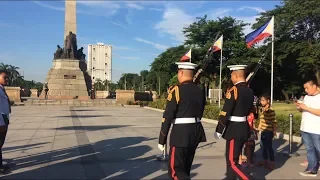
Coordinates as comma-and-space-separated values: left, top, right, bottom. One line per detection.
40, 0, 90, 100
64, 0, 76, 39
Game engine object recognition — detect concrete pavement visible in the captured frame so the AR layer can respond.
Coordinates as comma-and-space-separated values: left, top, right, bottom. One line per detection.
0, 106, 316, 179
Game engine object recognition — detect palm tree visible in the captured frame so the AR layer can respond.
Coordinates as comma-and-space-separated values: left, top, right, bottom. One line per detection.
0, 63, 21, 86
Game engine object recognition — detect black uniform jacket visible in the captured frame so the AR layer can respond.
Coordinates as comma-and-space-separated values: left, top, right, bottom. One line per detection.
158, 80, 207, 147
215, 81, 254, 141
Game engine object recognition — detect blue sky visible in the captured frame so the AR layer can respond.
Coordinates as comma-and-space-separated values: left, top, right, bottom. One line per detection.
0, 1, 281, 83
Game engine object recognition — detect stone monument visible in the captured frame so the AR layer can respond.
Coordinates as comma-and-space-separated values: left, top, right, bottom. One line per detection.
40, 0, 91, 100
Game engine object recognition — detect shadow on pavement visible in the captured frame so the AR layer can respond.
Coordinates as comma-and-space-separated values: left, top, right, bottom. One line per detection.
245, 137, 303, 179
55, 125, 130, 131
0, 136, 202, 179
52, 115, 112, 118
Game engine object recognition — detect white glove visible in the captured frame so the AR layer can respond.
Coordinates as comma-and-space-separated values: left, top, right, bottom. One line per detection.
158, 144, 165, 151
214, 132, 222, 139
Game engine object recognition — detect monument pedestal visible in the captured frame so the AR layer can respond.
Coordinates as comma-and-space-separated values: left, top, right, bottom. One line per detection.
40, 59, 89, 100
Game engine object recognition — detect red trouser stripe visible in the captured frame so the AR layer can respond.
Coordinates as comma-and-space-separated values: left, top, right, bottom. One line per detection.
170, 147, 178, 180
229, 139, 249, 180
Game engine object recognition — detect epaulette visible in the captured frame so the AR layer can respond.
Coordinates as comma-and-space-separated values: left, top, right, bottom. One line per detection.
226, 86, 238, 100
167, 85, 180, 103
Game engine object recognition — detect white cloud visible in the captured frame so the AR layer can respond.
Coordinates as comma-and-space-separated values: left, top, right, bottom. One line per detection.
32, 1, 64, 11
149, 8, 163, 11
126, 3, 144, 10
134, 37, 169, 51
113, 54, 140, 60
125, 11, 133, 24
112, 45, 138, 51
238, 6, 266, 13
154, 7, 195, 43
109, 21, 126, 28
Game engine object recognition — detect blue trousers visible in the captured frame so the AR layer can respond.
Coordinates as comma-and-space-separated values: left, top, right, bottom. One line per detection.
301, 131, 320, 172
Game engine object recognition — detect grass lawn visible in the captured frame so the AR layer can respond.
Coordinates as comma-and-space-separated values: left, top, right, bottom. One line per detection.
208, 102, 300, 116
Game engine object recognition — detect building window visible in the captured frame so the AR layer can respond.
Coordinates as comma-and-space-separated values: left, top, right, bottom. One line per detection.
93, 77, 95, 79
93, 67, 95, 69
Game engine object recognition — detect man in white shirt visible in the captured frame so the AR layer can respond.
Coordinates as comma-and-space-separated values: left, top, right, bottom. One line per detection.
0, 70, 10, 174
296, 78, 320, 177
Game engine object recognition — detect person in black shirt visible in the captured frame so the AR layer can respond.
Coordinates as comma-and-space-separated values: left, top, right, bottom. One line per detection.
158, 61, 207, 180
215, 65, 254, 180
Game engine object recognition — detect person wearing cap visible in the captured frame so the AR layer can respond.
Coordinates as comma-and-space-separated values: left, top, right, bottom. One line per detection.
158, 61, 207, 180
214, 64, 254, 180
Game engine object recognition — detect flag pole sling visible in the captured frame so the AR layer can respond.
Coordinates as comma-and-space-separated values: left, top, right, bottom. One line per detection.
219, 48, 222, 108
271, 16, 274, 105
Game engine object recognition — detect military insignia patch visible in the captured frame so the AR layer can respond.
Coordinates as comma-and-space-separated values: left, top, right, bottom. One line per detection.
219, 111, 226, 116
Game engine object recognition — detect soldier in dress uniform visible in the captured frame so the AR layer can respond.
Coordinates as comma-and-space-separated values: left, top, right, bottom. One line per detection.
158, 61, 207, 180
0, 69, 11, 174
214, 65, 254, 180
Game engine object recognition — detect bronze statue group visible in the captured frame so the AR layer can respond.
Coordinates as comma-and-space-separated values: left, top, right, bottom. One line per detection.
53, 31, 86, 61
157, 58, 277, 180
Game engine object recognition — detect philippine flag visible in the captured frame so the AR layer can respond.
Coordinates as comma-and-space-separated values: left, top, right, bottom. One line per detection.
245, 16, 274, 48
180, 48, 191, 62
212, 35, 223, 52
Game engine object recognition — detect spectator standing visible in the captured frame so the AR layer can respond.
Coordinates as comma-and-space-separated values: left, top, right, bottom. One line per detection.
257, 94, 277, 170
0, 69, 11, 174
296, 78, 320, 177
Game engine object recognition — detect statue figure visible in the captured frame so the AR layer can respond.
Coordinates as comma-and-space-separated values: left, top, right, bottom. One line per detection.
77, 47, 85, 60
72, 33, 77, 59
64, 31, 74, 59
54, 45, 63, 59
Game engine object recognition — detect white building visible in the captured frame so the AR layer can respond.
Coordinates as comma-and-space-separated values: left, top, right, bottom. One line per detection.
87, 43, 112, 83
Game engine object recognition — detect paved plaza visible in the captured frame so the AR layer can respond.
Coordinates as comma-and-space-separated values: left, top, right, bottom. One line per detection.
0, 106, 317, 179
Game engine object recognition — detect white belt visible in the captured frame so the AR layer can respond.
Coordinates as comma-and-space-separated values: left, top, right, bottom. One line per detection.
229, 116, 247, 122
174, 117, 201, 124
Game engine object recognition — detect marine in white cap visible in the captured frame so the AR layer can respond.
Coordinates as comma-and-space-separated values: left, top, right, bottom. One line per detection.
215, 64, 255, 180
158, 60, 206, 179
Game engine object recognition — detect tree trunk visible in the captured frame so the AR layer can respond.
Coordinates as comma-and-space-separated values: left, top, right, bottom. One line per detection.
281, 89, 289, 103
315, 70, 320, 85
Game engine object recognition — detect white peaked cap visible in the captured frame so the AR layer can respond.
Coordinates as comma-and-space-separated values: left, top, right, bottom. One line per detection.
175, 62, 198, 70
227, 65, 247, 71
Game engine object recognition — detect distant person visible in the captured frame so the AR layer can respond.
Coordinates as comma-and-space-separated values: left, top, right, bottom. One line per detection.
256, 94, 277, 170
0, 69, 11, 174
44, 82, 49, 99
296, 77, 320, 177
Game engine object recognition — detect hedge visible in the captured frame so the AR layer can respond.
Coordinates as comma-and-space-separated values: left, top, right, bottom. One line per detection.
144, 99, 302, 136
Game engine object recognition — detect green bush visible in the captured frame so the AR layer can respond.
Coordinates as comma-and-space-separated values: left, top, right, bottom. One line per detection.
203, 105, 221, 120
147, 99, 303, 136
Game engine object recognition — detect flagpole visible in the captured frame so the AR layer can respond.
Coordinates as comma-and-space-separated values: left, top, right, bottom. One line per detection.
270, 16, 274, 105
219, 49, 222, 108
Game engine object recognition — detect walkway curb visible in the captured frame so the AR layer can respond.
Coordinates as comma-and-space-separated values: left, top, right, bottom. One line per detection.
143, 106, 302, 143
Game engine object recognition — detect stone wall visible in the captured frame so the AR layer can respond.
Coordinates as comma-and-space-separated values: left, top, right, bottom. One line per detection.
5, 86, 21, 103
96, 91, 109, 99
30, 89, 38, 98
115, 90, 134, 104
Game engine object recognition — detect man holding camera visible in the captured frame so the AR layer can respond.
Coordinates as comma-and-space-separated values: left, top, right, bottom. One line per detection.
296, 77, 320, 177
0, 69, 11, 174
